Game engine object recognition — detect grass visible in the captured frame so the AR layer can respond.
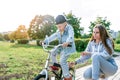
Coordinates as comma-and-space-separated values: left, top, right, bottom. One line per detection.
0, 41, 81, 80
115, 44, 120, 52
0, 41, 120, 80
0, 41, 49, 80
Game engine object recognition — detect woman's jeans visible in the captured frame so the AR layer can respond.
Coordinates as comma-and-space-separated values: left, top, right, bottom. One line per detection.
83, 54, 118, 80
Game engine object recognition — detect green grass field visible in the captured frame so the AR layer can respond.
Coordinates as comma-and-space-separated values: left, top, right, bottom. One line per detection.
0, 41, 120, 80
0, 41, 80, 80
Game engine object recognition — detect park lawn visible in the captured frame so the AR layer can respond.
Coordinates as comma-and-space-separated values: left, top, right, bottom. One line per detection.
0, 41, 80, 80
0, 41, 50, 80
0, 41, 119, 80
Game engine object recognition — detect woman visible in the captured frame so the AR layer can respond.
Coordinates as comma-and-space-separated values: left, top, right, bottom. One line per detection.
71, 24, 118, 80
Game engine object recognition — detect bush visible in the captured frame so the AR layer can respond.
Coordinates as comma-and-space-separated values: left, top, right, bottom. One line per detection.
35, 38, 90, 51
49, 40, 59, 45
36, 39, 59, 46
115, 44, 120, 52
0, 38, 4, 41
75, 38, 90, 51
10, 40, 15, 43
36, 39, 43, 46
115, 38, 120, 44
17, 39, 29, 44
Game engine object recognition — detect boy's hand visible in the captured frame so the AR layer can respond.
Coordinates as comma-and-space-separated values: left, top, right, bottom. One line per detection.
62, 42, 69, 47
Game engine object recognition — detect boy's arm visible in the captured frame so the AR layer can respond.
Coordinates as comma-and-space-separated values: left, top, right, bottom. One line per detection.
44, 32, 58, 44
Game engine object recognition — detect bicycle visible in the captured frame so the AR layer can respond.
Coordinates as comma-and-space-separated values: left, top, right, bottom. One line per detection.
34, 43, 75, 80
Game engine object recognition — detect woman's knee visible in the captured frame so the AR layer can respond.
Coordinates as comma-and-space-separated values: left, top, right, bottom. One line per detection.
83, 68, 92, 79
92, 54, 101, 60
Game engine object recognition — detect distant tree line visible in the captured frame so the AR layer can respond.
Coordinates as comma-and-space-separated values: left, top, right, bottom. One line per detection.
1, 11, 117, 45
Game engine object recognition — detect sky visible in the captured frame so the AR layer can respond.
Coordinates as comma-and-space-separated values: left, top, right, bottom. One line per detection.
0, 0, 120, 33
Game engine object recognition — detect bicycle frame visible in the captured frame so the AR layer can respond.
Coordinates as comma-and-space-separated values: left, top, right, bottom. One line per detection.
35, 43, 75, 80
38, 43, 63, 80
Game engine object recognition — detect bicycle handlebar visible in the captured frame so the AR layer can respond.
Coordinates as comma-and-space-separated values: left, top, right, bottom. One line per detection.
42, 43, 62, 52
42, 43, 71, 53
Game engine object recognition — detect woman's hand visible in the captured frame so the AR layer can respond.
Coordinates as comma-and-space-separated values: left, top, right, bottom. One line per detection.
81, 52, 90, 56
68, 62, 75, 68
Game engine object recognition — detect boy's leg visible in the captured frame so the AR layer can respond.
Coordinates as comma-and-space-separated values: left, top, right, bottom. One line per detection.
51, 47, 61, 63
51, 51, 57, 63
60, 53, 71, 78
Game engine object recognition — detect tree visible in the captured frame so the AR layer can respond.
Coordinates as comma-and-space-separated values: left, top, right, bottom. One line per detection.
9, 25, 29, 40
28, 15, 43, 39
9, 31, 16, 40
28, 15, 56, 39
15, 25, 29, 39
89, 17, 111, 36
0, 33, 4, 41
3, 34, 10, 41
64, 12, 83, 38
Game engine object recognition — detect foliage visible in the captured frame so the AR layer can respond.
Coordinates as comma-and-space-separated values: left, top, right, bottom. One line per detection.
9, 31, 16, 40
115, 38, 120, 44
89, 17, 111, 36
114, 44, 120, 52
3, 33, 10, 41
117, 31, 120, 39
81, 33, 90, 39
0, 33, 4, 41
10, 39, 15, 43
75, 38, 90, 51
15, 25, 29, 39
64, 12, 83, 38
17, 39, 29, 44
36, 39, 43, 46
38, 38, 90, 51
9, 25, 29, 40
28, 15, 56, 39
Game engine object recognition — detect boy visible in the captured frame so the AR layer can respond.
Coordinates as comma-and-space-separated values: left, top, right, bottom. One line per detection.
44, 15, 76, 80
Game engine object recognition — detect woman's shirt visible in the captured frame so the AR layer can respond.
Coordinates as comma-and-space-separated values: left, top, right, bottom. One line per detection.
76, 39, 115, 64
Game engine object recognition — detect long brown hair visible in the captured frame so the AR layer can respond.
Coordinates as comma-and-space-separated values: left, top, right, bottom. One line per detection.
90, 24, 114, 55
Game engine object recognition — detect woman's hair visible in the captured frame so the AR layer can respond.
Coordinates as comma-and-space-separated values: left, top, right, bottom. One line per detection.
90, 24, 114, 55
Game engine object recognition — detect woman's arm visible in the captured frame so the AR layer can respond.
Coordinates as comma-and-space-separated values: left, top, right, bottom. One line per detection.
75, 41, 92, 64
75, 54, 91, 64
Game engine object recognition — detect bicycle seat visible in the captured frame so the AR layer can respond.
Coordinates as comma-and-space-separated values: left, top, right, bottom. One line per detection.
49, 66, 59, 71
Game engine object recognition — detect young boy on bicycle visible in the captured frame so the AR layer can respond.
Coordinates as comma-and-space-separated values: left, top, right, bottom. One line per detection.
44, 15, 76, 80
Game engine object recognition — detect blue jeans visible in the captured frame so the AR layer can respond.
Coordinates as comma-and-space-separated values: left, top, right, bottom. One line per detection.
51, 47, 71, 78
83, 54, 118, 80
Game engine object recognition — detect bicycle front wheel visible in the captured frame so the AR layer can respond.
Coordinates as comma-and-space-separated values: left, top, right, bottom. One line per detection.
34, 74, 49, 80
69, 68, 75, 80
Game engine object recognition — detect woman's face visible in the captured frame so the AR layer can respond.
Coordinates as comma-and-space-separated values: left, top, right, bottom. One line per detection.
93, 27, 101, 40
